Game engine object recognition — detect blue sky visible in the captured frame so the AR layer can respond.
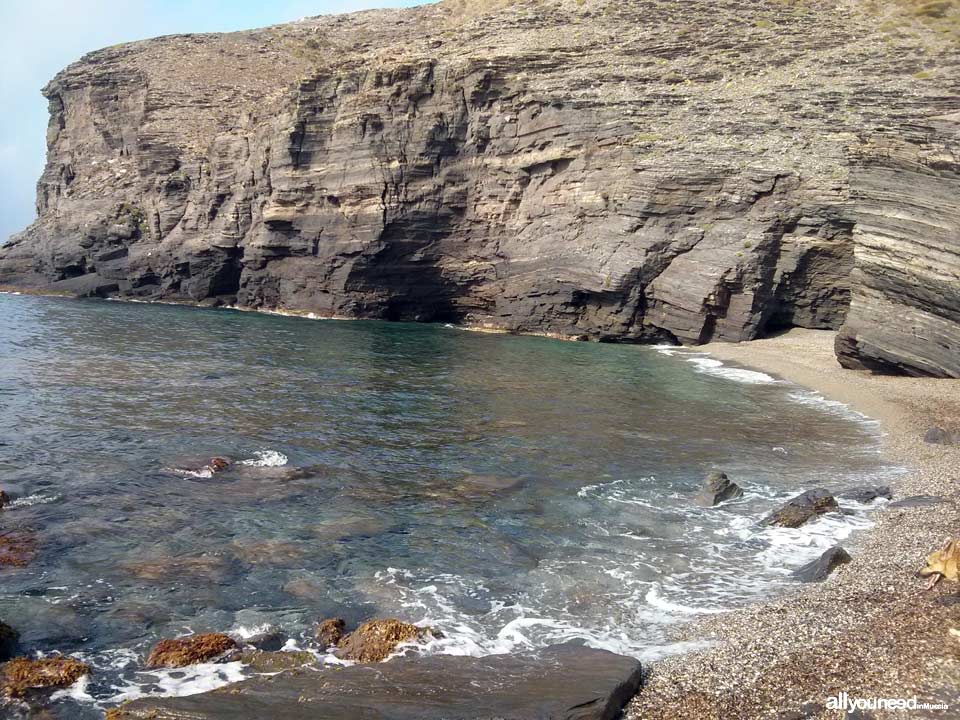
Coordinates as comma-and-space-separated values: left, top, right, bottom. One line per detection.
0, 0, 428, 244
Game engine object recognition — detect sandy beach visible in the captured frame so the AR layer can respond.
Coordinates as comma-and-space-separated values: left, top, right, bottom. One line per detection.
628, 328, 960, 719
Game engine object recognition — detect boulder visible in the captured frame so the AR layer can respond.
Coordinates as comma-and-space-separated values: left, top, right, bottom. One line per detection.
240, 630, 285, 653
335, 619, 438, 663
315, 618, 345, 648
762, 489, 839, 528
0, 490, 9, 509
1, 656, 90, 698
792, 546, 852, 582
695, 471, 744, 507
0, 621, 19, 661
923, 427, 956, 445
837, 486, 892, 503
106, 643, 642, 720
146, 633, 239, 668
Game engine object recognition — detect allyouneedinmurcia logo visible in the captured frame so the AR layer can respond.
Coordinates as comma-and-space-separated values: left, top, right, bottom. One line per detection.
826, 692, 950, 713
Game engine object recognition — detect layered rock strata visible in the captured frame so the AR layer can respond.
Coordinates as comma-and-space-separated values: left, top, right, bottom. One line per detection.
0, 0, 958, 373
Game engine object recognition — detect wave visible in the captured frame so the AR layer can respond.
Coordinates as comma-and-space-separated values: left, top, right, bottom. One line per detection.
653, 346, 778, 384
239, 450, 288, 467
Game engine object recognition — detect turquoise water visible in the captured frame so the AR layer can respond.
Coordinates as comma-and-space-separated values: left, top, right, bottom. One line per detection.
0, 293, 893, 716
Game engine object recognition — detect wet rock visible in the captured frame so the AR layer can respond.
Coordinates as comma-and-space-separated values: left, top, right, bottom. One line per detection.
888, 495, 945, 509
695, 471, 744, 507
762, 489, 840, 528
0, 532, 36, 567
315, 618, 345, 648
335, 619, 438, 663
0, 622, 19, 661
146, 633, 239, 668
0, 490, 9, 509
240, 630, 285, 653
1, 656, 90, 698
108, 643, 642, 720
792, 546, 852, 583
208, 457, 230, 473
924, 427, 956, 445
239, 650, 318, 673
838, 485, 892, 503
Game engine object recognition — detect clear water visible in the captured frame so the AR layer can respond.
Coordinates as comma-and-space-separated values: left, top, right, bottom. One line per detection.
0, 293, 895, 716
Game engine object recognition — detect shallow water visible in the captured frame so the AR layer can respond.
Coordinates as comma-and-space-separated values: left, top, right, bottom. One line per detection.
0, 293, 897, 715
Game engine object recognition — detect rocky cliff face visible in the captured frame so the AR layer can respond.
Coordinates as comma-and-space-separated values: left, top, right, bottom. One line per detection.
1, 0, 958, 373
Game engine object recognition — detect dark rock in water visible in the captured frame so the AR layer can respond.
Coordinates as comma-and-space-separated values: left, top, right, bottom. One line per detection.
837, 485, 892, 503
109, 643, 642, 720
762, 489, 840, 528
695, 471, 744, 507
923, 427, 956, 445
792, 546, 852, 583
335, 619, 438, 663
146, 633, 239, 668
888, 495, 945, 509
0, 490, 9, 509
0, 531, 36, 567
0, 621, 19, 661
240, 630, 285, 653
315, 618, 345, 648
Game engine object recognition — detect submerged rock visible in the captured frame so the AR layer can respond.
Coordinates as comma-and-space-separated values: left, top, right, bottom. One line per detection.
315, 618, 345, 648
762, 489, 839, 528
838, 485, 892, 503
0, 622, 19, 661
335, 619, 438, 663
108, 643, 642, 720
0, 532, 36, 567
1, 656, 90, 698
239, 650, 318, 673
695, 471, 744, 507
146, 633, 239, 668
792, 546, 852, 582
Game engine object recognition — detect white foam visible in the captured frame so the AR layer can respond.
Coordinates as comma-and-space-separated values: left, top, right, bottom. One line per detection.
105, 661, 247, 704
644, 585, 728, 616
9, 492, 61, 507
49, 674, 94, 703
239, 450, 288, 467
653, 346, 778, 384
166, 467, 214, 478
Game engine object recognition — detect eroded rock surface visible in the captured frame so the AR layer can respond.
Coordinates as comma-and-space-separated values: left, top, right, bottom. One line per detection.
109, 643, 642, 720
0, 0, 957, 374
762, 489, 840, 528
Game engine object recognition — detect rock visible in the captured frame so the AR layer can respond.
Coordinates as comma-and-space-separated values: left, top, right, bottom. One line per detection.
315, 618, 345, 648
335, 619, 438, 663
762, 489, 839, 528
0, 490, 9, 509
1, 656, 90, 698
1, 3, 957, 376
208, 457, 230, 472
0, 531, 36, 567
888, 495, 944, 509
695, 471, 744, 507
239, 650, 318, 673
106, 643, 642, 720
240, 630, 285, 652
923, 427, 956, 445
837, 485, 892, 503
791, 546, 852, 582
0, 622, 19, 661
146, 633, 239, 668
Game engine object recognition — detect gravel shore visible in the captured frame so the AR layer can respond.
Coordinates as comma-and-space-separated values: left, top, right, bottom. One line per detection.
627, 329, 960, 720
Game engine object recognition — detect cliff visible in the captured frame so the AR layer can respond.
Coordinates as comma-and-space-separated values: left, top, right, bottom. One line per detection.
1, 0, 958, 375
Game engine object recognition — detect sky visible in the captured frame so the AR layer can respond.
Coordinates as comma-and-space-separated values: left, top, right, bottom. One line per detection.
0, 0, 428, 244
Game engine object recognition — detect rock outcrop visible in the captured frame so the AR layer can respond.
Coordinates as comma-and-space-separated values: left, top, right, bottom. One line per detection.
146, 633, 239, 668
0, 0, 958, 374
695, 471, 744, 507
108, 643, 642, 720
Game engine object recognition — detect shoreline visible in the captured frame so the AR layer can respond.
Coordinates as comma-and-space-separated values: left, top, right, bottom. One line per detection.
629, 329, 960, 719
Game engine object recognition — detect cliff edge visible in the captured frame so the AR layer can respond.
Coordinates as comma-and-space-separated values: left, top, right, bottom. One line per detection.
1, 0, 958, 375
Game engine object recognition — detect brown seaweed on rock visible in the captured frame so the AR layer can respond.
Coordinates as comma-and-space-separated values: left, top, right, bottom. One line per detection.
1, 656, 90, 698
335, 619, 440, 663
0, 531, 36, 568
145, 633, 238, 668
